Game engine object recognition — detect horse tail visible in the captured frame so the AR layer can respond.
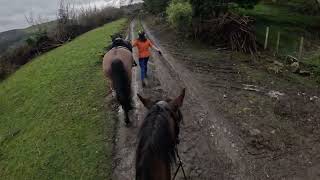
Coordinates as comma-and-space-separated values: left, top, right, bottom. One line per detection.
110, 59, 132, 112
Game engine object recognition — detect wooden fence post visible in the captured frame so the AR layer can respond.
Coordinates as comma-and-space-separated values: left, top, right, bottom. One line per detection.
276, 32, 281, 54
264, 26, 270, 50
298, 36, 304, 60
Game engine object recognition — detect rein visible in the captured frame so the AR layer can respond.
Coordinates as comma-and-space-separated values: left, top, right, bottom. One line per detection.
172, 146, 188, 180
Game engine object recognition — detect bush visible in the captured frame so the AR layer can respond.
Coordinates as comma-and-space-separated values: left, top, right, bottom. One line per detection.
54, 1, 123, 43
189, 0, 261, 19
0, 44, 33, 79
144, 0, 170, 14
236, 0, 261, 9
296, 1, 320, 15
166, 1, 193, 31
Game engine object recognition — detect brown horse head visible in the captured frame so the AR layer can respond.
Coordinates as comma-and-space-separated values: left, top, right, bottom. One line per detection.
136, 89, 186, 180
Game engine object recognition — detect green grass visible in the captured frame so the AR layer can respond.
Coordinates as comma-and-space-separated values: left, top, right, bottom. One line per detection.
238, 3, 320, 83
238, 3, 320, 55
306, 54, 320, 83
0, 18, 127, 179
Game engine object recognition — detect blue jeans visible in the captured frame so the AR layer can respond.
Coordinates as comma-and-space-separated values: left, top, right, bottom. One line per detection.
139, 57, 149, 81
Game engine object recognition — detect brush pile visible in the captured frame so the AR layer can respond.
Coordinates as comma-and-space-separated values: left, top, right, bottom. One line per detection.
196, 12, 257, 54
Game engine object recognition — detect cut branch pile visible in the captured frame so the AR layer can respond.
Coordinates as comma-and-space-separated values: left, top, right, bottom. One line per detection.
196, 12, 257, 54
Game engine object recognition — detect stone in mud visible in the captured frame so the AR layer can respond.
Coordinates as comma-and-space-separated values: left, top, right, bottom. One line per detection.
290, 62, 300, 73
298, 70, 311, 76
274, 60, 284, 67
274, 97, 292, 116
249, 128, 261, 136
285, 55, 298, 64
267, 61, 284, 74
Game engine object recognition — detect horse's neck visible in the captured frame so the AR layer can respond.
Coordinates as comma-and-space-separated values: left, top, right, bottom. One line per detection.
151, 159, 170, 180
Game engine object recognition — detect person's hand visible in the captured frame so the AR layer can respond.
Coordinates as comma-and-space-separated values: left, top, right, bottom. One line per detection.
158, 50, 162, 56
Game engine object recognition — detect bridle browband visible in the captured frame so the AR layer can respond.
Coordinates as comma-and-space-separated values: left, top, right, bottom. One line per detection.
155, 101, 188, 180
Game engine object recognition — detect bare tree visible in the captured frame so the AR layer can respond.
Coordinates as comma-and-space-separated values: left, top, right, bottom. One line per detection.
25, 11, 49, 33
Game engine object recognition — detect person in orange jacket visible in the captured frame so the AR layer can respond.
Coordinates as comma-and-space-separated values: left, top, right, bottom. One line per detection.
132, 31, 161, 87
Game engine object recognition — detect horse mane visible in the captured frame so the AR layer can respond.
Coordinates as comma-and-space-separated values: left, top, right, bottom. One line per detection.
136, 104, 176, 180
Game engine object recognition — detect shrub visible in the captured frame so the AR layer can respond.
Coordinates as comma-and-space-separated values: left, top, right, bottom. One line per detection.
144, 0, 170, 14
296, 1, 320, 15
190, 0, 260, 19
166, 1, 193, 31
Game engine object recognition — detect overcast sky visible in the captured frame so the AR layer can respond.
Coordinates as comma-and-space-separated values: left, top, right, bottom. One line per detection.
0, 0, 120, 32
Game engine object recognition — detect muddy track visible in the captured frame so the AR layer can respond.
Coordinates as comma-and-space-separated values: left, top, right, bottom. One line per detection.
111, 17, 320, 179
111, 19, 248, 179
141, 22, 247, 179
112, 20, 170, 179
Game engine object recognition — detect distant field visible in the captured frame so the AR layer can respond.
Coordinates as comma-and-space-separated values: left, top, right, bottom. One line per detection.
0, 18, 127, 179
239, 3, 320, 56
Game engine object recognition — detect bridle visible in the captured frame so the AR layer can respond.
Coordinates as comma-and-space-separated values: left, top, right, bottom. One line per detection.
155, 101, 188, 180
172, 147, 187, 180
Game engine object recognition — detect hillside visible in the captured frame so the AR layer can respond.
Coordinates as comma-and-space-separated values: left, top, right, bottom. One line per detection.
0, 21, 57, 55
0, 18, 126, 179
0, 29, 27, 53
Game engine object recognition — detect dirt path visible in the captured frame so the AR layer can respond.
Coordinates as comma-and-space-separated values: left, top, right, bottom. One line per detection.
141, 22, 246, 179
112, 18, 320, 179
112, 19, 245, 179
112, 20, 174, 179
141, 18, 320, 179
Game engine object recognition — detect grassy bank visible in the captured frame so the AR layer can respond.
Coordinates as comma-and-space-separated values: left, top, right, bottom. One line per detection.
0, 18, 127, 179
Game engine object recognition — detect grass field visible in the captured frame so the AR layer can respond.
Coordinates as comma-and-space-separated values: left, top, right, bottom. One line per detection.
0, 18, 127, 179
238, 3, 320, 55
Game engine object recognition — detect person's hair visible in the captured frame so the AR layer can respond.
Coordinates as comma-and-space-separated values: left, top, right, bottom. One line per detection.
138, 31, 147, 42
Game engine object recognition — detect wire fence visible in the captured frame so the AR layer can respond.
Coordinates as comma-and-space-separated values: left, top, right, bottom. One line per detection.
260, 25, 320, 61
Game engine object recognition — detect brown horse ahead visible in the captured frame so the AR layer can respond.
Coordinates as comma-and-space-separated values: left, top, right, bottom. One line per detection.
136, 89, 186, 180
103, 36, 133, 125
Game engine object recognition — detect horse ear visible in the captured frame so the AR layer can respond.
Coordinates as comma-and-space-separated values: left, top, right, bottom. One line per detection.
170, 88, 186, 111
137, 94, 153, 109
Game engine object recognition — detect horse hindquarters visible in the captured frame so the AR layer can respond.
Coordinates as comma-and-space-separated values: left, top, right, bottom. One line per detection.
110, 59, 132, 124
